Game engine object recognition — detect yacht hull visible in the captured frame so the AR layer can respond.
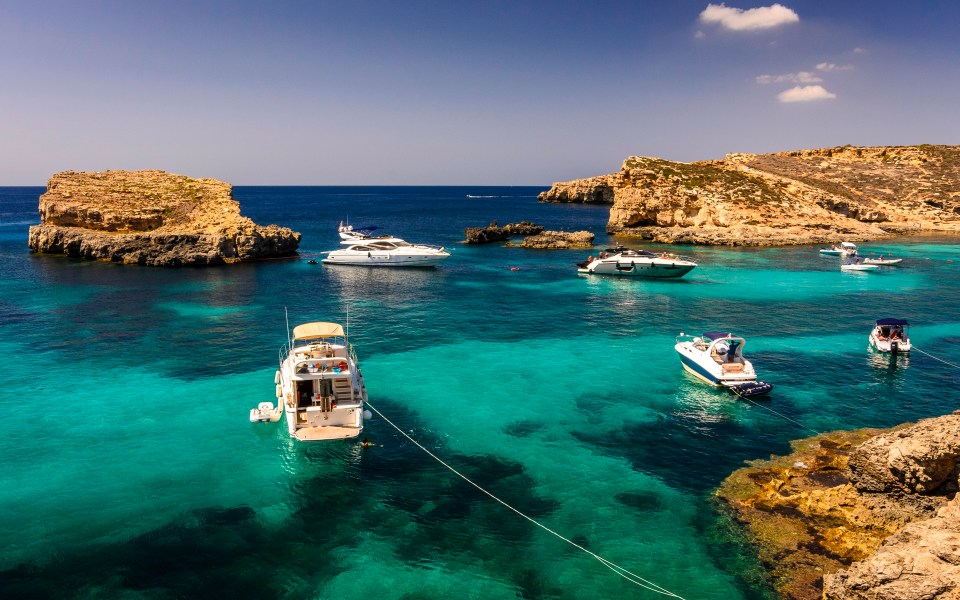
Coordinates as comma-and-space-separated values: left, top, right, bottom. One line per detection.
583, 259, 696, 278
674, 342, 758, 386
323, 254, 448, 267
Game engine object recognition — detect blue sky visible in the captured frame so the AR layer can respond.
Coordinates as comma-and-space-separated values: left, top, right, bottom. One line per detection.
1, 1, 958, 184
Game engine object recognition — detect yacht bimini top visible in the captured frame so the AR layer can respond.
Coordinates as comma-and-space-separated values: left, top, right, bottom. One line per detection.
875, 318, 908, 327
292, 322, 345, 342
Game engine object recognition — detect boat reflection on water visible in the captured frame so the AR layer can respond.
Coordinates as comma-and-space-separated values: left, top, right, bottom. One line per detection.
325, 261, 444, 299
672, 379, 744, 425
866, 348, 910, 372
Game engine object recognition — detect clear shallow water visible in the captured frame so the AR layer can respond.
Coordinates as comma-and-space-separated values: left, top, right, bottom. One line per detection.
2, 186, 960, 599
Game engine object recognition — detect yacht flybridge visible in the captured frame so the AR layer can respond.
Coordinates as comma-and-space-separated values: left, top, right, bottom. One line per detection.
275, 322, 369, 441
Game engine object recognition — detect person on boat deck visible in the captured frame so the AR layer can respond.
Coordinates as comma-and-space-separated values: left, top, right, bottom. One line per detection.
587, 255, 594, 263
891, 329, 902, 340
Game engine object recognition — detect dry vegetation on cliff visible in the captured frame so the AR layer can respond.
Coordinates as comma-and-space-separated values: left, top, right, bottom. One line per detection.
540, 145, 960, 246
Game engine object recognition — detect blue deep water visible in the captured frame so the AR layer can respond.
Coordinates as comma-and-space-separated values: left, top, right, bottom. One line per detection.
2, 185, 960, 599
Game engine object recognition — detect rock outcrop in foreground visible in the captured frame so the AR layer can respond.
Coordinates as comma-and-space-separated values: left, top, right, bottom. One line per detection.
716, 412, 960, 599
540, 145, 960, 245
28, 170, 300, 266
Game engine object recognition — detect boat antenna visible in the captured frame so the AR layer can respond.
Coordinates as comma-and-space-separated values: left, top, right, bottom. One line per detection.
285, 306, 292, 351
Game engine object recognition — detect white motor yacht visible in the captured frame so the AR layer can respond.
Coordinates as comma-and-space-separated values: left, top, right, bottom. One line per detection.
326, 223, 450, 267
869, 319, 911, 353
577, 249, 697, 278
274, 322, 369, 441
674, 332, 772, 397
819, 242, 858, 256
323, 240, 450, 267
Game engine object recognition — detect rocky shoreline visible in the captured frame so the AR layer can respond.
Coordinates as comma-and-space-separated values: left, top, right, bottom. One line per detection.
28, 170, 300, 266
716, 412, 960, 599
539, 145, 960, 246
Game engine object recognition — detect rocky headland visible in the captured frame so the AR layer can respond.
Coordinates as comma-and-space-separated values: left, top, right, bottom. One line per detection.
28, 170, 300, 266
464, 221, 544, 244
716, 411, 960, 599
539, 145, 960, 245
511, 230, 594, 249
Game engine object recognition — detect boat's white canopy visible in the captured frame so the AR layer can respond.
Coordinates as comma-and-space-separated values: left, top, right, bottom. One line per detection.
293, 322, 345, 341
841, 242, 858, 249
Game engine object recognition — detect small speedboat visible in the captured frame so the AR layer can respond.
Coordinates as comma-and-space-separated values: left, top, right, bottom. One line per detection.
869, 318, 911, 353
863, 257, 903, 265
841, 262, 879, 272
577, 249, 697, 278
674, 332, 772, 396
820, 242, 858, 256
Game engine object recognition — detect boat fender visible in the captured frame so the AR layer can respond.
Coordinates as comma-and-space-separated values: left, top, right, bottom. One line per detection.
363, 410, 373, 420
338, 361, 348, 371
274, 370, 281, 384
275, 384, 282, 398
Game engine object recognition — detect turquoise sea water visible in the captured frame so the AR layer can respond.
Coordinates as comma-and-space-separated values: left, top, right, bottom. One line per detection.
2, 186, 959, 599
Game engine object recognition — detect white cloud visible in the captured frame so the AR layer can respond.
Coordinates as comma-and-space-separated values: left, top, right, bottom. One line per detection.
756, 71, 822, 85
699, 3, 799, 31
777, 85, 837, 103
853, 47, 866, 54
816, 62, 853, 72
694, 30, 706, 39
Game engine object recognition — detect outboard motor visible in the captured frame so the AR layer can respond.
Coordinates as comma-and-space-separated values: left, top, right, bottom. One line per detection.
891, 340, 900, 354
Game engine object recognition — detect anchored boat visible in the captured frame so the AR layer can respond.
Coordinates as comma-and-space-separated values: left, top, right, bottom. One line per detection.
274, 322, 369, 441
577, 249, 697, 278
674, 332, 773, 397
325, 224, 450, 267
869, 318, 911, 353
819, 242, 858, 256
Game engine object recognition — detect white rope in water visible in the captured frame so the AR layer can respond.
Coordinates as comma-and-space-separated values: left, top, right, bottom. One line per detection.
913, 347, 960, 371
364, 401, 686, 599
735, 394, 822, 436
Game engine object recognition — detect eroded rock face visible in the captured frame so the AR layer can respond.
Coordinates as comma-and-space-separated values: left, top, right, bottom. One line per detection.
823, 496, 960, 600
716, 412, 960, 599
28, 170, 300, 266
517, 230, 593, 249
540, 145, 960, 245
464, 221, 544, 244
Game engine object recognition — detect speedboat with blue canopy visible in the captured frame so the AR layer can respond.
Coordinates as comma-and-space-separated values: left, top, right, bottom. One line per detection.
869, 318, 911, 353
674, 331, 773, 397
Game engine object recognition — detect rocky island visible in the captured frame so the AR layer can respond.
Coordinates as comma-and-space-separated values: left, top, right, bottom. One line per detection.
28, 170, 300, 266
540, 145, 960, 245
717, 412, 960, 599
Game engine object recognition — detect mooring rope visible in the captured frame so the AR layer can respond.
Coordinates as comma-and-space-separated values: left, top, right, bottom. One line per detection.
735, 394, 822, 437
364, 400, 686, 599
912, 347, 960, 371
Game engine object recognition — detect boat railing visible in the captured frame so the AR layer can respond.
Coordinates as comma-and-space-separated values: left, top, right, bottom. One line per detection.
294, 357, 351, 375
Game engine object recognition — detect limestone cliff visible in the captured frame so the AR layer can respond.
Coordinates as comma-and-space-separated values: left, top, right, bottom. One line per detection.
539, 145, 960, 245
716, 412, 960, 599
28, 170, 300, 266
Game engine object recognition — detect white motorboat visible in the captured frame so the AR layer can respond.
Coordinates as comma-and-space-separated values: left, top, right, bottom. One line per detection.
819, 242, 858, 256
863, 257, 903, 265
869, 318, 911, 353
323, 240, 450, 267
577, 249, 697, 278
841, 262, 879, 272
274, 322, 369, 441
674, 332, 772, 397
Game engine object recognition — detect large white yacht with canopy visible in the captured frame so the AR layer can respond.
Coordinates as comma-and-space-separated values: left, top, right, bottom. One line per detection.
324, 224, 450, 267
272, 321, 369, 441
